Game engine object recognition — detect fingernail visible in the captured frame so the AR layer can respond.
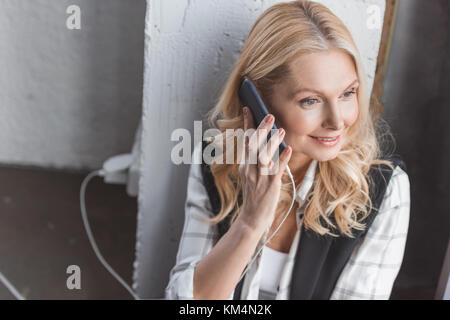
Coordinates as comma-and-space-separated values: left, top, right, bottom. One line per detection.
278, 128, 285, 136
265, 114, 273, 123
284, 146, 291, 156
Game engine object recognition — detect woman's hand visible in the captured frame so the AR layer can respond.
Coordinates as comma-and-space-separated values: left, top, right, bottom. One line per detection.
236, 106, 292, 232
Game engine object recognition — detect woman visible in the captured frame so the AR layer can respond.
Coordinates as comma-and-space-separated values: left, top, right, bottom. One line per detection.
166, 0, 410, 300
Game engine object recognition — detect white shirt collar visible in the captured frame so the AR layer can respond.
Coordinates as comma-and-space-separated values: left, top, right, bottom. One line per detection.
294, 159, 318, 205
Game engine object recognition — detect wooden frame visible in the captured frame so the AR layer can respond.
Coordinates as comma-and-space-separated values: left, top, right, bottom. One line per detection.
370, 0, 399, 122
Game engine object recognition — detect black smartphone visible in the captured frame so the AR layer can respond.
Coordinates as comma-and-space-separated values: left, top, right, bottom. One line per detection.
238, 77, 287, 156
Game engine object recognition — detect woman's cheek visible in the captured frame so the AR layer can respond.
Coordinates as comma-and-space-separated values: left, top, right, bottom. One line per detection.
344, 102, 359, 126
285, 113, 319, 137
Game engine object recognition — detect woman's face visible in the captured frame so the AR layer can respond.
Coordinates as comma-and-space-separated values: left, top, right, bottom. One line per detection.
269, 48, 360, 162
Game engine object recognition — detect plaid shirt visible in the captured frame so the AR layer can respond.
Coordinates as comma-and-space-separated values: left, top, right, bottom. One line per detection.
165, 142, 410, 300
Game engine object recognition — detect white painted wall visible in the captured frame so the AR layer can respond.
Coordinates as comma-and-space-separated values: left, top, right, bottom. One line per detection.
134, 0, 386, 298
0, 0, 145, 170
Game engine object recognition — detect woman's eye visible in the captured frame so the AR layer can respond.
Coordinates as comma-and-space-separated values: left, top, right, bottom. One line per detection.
300, 98, 319, 106
342, 88, 356, 98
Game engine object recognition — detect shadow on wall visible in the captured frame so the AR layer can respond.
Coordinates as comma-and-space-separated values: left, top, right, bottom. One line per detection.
73, 0, 146, 170
0, 0, 145, 170
382, 0, 450, 299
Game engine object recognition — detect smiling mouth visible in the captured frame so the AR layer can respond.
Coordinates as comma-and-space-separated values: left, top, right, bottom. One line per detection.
308, 135, 341, 147
309, 135, 340, 141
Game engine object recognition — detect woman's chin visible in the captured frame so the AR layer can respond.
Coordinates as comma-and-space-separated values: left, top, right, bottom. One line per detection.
310, 150, 340, 162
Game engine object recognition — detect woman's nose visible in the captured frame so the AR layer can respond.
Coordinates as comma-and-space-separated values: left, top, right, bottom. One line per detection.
322, 102, 345, 131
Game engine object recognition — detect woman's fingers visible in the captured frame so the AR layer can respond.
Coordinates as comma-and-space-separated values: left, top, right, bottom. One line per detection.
241, 107, 289, 179
240, 107, 257, 179
247, 114, 274, 165
243, 107, 260, 166
242, 107, 249, 163
253, 114, 274, 154
259, 127, 285, 170
275, 145, 292, 179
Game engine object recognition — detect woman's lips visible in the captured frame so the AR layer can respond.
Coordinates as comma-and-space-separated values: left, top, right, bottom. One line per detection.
309, 135, 340, 146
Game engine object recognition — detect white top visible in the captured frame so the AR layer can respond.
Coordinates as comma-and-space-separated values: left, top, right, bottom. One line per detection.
165, 142, 411, 300
259, 245, 289, 300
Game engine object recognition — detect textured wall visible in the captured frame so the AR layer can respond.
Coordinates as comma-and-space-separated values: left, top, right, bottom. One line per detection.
134, 0, 385, 298
0, 0, 145, 170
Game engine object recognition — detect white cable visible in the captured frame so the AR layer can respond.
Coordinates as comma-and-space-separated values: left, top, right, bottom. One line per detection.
0, 271, 25, 300
80, 169, 140, 300
237, 164, 296, 283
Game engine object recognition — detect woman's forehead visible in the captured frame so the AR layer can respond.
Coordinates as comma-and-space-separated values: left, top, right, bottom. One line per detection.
283, 50, 358, 95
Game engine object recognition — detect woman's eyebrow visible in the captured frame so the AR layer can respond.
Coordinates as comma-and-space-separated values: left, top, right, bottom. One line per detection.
344, 79, 359, 90
290, 79, 359, 98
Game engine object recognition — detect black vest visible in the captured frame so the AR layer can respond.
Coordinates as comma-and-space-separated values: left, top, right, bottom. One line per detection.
199, 140, 405, 300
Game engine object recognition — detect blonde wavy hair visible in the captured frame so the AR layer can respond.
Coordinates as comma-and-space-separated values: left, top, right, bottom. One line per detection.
203, 0, 394, 238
